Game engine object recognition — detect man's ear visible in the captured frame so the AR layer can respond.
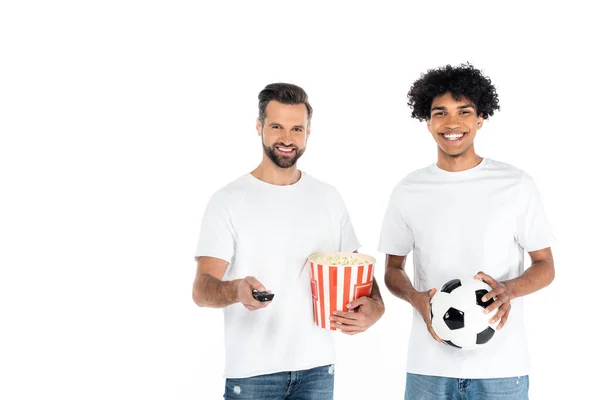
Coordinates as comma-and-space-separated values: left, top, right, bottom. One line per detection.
256, 119, 262, 136
477, 115, 484, 130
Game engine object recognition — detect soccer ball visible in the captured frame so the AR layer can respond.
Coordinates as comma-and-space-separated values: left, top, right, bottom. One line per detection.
430, 278, 499, 350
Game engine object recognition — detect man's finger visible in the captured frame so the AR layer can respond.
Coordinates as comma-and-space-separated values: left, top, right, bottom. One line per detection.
481, 291, 494, 302
333, 310, 360, 320
491, 301, 510, 321
243, 296, 271, 310
490, 305, 506, 323
485, 299, 503, 314
244, 276, 266, 292
331, 314, 364, 325
334, 323, 364, 333
427, 325, 442, 343
482, 288, 503, 302
475, 272, 497, 286
497, 308, 510, 330
347, 296, 370, 310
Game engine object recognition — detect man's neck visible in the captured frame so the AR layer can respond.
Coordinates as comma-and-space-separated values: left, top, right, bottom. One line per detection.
436, 149, 483, 172
251, 161, 301, 186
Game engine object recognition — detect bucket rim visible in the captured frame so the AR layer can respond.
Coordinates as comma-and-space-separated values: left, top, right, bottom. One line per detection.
307, 251, 376, 265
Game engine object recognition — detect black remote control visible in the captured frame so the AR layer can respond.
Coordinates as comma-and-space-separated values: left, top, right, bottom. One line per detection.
252, 289, 274, 302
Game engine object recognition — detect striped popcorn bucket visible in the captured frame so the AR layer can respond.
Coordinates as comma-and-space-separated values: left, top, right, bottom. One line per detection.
308, 252, 376, 331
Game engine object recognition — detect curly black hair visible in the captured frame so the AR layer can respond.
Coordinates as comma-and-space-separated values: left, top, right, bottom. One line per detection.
407, 63, 500, 121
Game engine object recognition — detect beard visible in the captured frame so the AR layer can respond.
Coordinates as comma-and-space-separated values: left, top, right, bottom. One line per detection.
262, 141, 305, 169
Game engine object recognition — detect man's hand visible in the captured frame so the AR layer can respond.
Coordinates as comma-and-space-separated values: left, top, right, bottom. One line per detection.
330, 296, 384, 335
408, 288, 442, 343
474, 271, 511, 330
237, 276, 272, 311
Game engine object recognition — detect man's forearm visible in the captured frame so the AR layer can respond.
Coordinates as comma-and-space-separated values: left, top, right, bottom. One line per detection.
384, 262, 417, 304
370, 278, 384, 304
504, 259, 555, 300
193, 274, 241, 308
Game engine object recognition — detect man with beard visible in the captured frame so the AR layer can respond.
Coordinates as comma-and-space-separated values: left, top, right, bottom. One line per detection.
379, 64, 555, 399
193, 83, 384, 400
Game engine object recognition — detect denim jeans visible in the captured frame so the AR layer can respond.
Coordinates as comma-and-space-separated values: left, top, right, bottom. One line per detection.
224, 364, 335, 400
405, 373, 529, 400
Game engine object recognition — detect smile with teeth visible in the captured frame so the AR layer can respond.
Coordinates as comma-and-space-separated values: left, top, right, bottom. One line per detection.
276, 146, 295, 154
441, 132, 466, 141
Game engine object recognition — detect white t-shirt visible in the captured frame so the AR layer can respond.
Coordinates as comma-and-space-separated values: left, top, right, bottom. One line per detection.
196, 172, 360, 379
378, 158, 555, 379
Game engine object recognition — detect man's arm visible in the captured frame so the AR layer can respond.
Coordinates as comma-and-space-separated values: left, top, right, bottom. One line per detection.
369, 278, 384, 303
476, 247, 555, 329
192, 256, 239, 307
505, 247, 555, 299
383, 254, 417, 302
192, 256, 270, 310
384, 253, 442, 342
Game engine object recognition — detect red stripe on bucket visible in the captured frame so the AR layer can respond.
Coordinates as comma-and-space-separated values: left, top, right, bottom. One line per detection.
318, 264, 325, 329
329, 267, 337, 330
343, 266, 351, 312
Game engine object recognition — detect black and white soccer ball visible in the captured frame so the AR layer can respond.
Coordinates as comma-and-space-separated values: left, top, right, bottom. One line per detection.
430, 277, 499, 350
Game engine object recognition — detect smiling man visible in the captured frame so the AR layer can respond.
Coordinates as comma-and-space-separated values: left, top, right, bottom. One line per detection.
193, 83, 384, 400
379, 64, 555, 399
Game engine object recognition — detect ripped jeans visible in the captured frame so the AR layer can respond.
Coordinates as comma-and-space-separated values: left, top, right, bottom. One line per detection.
405, 373, 529, 400
224, 364, 335, 400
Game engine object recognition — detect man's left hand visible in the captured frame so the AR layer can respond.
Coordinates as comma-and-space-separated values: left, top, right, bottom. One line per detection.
474, 271, 512, 330
330, 296, 384, 335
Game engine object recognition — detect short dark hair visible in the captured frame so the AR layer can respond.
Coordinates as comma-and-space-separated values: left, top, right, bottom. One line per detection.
407, 63, 500, 121
258, 83, 313, 127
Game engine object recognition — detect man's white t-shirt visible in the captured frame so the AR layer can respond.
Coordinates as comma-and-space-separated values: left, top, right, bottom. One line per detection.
196, 172, 360, 379
378, 158, 555, 379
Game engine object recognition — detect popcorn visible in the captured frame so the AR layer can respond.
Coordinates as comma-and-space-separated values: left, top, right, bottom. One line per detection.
311, 253, 370, 266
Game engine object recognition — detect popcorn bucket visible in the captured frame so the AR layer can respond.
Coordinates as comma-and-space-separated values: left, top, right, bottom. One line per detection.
308, 252, 376, 331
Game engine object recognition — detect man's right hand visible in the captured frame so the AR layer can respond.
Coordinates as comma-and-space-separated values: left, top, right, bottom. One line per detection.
408, 288, 443, 343
237, 276, 272, 311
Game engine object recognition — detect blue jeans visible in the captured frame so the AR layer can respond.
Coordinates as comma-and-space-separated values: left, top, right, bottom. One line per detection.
405, 373, 529, 400
224, 364, 335, 400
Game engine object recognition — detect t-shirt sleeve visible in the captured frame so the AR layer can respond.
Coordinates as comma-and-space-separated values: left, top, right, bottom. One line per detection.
195, 192, 236, 263
516, 173, 555, 252
378, 186, 414, 256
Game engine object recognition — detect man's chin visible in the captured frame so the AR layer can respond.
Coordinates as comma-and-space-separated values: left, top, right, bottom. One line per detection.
438, 144, 467, 157
274, 159, 297, 169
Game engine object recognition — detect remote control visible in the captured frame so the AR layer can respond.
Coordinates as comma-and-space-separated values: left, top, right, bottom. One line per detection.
252, 289, 274, 302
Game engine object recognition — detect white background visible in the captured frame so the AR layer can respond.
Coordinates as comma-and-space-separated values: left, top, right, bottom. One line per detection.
1, 1, 598, 399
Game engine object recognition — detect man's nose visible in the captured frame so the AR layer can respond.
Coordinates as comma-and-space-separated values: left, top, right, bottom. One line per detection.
445, 115, 460, 130
280, 129, 293, 144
